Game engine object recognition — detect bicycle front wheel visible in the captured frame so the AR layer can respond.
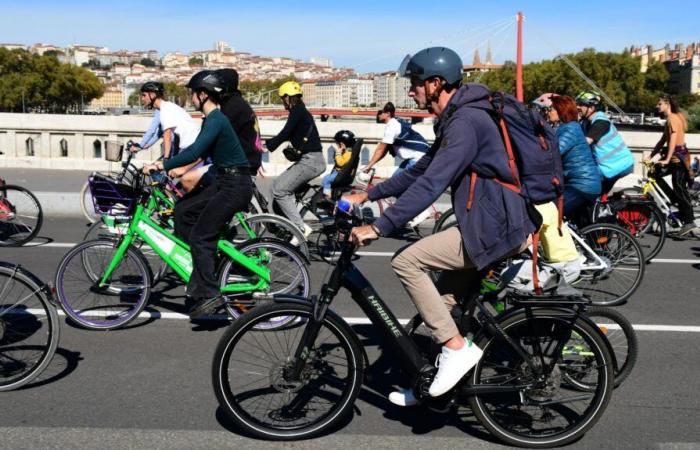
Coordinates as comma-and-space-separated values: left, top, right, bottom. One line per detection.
55, 240, 152, 330
80, 181, 100, 224
469, 309, 614, 448
573, 223, 645, 306
564, 306, 638, 389
228, 213, 309, 260
0, 264, 60, 391
0, 185, 43, 246
213, 302, 363, 440
84, 220, 168, 284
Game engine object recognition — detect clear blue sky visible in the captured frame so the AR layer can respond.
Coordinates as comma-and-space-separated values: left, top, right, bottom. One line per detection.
3, 0, 699, 72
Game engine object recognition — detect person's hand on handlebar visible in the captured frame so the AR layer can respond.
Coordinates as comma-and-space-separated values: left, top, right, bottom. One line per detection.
342, 191, 369, 206
350, 225, 379, 247
129, 143, 142, 154
142, 161, 163, 174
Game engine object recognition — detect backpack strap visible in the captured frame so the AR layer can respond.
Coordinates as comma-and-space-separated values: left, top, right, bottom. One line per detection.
531, 232, 542, 294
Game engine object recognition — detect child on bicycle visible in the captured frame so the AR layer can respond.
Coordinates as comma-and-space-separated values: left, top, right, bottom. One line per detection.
321, 130, 355, 198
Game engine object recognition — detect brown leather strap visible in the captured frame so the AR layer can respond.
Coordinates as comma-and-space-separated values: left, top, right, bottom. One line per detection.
498, 118, 521, 188
531, 232, 542, 294
466, 172, 478, 210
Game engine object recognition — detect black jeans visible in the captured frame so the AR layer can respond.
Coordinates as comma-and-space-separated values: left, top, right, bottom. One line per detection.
174, 172, 253, 298
656, 162, 694, 225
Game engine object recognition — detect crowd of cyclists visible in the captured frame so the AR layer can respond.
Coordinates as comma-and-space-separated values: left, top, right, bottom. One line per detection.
3, 44, 699, 446
123, 46, 697, 401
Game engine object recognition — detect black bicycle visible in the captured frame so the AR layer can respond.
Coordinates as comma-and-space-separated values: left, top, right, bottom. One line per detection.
212, 205, 615, 447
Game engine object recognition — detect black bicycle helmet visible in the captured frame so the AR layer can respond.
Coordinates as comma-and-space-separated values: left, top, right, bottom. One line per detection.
186, 70, 224, 95
398, 47, 463, 85
333, 129, 355, 147
140, 81, 165, 96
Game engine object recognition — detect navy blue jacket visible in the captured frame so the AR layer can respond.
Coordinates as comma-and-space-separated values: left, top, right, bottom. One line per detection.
369, 84, 536, 270
557, 121, 602, 195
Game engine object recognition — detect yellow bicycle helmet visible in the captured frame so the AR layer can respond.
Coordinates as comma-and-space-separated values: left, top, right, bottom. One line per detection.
278, 81, 302, 97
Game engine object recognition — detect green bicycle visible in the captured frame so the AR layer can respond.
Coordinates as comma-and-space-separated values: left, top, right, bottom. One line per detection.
55, 172, 310, 330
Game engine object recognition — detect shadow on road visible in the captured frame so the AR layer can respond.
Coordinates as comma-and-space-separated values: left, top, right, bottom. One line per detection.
15, 347, 83, 390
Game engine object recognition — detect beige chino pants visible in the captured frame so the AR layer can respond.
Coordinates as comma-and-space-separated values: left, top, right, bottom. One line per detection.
391, 226, 525, 343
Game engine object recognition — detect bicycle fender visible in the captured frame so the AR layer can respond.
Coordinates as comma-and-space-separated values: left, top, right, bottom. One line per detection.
269, 294, 370, 372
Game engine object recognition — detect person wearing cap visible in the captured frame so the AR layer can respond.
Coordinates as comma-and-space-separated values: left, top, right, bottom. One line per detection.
364, 102, 429, 176
265, 81, 326, 237
143, 71, 251, 318
343, 48, 536, 406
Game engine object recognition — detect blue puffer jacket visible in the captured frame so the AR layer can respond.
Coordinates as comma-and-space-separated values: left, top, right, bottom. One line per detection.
557, 121, 602, 195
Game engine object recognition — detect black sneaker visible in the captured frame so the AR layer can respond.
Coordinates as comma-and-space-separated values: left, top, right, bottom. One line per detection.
678, 223, 698, 236
189, 296, 224, 318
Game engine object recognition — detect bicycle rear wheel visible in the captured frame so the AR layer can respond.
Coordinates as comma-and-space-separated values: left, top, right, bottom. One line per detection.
228, 213, 309, 259
469, 309, 614, 448
0, 264, 60, 391
572, 223, 645, 306
0, 185, 43, 246
212, 302, 363, 440
80, 181, 101, 224
219, 239, 310, 328
55, 240, 152, 330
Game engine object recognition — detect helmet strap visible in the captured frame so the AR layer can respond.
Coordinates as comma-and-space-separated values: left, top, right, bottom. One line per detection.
195, 92, 210, 112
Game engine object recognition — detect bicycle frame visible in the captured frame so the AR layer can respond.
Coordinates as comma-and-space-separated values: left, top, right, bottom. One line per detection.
639, 165, 684, 228
98, 191, 271, 294
285, 217, 582, 400
567, 224, 608, 272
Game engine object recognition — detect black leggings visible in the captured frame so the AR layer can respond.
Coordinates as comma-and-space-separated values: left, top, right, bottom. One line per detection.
656, 162, 694, 225
174, 172, 253, 298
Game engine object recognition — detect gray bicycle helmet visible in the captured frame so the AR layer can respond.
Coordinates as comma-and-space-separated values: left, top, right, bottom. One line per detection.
398, 47, 463, 85
186, 70, 224, 95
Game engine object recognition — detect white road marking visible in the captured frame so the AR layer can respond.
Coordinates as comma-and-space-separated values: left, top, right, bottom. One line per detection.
29, 242, 700, 266
25, 308, 700, 333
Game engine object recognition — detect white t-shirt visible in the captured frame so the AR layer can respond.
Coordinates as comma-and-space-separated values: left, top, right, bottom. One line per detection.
381, 118, 426, 161
158, 101, 201, 150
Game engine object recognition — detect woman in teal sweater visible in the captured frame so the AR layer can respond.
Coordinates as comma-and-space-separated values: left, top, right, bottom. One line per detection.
144, 71, 251, 317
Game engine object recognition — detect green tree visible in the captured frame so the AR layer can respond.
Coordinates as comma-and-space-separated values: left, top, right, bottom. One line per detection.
0, 48, 104, 113
127, 90, 140, 107
140, 58, 156, 67
188, 57, 203, 66
478, 49, 670, 113
164, 82, 189, 106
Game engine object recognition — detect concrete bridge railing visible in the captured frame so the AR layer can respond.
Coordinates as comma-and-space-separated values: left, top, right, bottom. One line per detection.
1, 113, 698, 179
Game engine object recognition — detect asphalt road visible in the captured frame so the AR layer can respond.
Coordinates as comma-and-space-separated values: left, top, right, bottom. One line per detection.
1, 170, 700, 449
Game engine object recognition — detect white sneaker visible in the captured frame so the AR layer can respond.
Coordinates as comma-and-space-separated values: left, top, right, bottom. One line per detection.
428, 340, 483, 397
407, 208, 432, 229
388, 387, 419, 407
302, 223, 313, 238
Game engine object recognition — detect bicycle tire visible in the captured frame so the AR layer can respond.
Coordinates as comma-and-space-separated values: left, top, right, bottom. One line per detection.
0, 264, 60, 391
228, 213, 309, 260
469, 308, 614, 448
0, 185, 43, 246
83, 220, 169, 284
572, 223, 645, 306
80, 181, 100, 224
564, 306, 638, 389
55, 239, 152, 330
592, 200, 666, 263
432, 207, 456, 234
218, 239, 310, 327
212, 302, 364, 440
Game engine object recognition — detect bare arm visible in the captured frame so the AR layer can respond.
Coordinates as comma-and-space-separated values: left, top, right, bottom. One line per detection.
162, 128, 174, 159
661, 130, 677, 165
365, 143, 389, 171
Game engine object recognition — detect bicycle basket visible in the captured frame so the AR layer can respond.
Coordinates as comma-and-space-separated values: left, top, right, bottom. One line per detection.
88, 173, 139, 216
104, 141, 124, 162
